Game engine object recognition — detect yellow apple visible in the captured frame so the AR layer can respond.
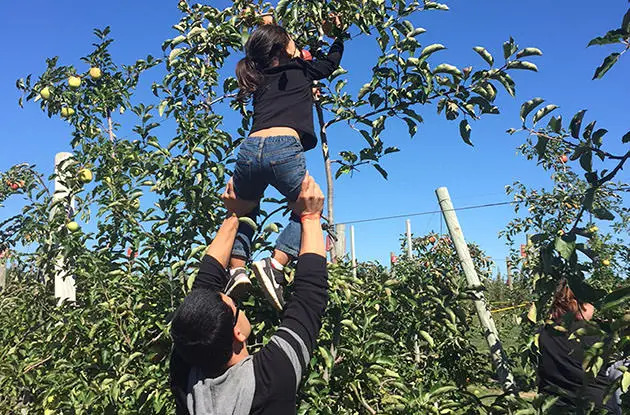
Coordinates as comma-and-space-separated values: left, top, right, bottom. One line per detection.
60, 107, 75, 117
78, 168, 93, 184
40, 86, 51, 100
602, 259, 610, 266
89, 67, 102, 79
589, 225, 598, 233
68, 76, 81, 88
66, 221, 80, 232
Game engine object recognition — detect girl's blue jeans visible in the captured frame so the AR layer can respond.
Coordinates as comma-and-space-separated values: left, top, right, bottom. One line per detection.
231, 135, 306, 260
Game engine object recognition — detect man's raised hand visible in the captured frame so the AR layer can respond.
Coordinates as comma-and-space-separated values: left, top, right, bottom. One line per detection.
290, 174, 324, 218
221, 178, 258, 217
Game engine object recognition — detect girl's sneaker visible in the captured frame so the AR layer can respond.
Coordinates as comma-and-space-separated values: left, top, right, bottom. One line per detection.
252, 257, 286, 311
225, 267, 252, 299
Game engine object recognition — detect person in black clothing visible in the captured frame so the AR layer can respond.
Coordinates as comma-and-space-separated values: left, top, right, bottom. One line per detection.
537, 278, 620, 414
170, 174, 328, 415
224, 16, 347, 313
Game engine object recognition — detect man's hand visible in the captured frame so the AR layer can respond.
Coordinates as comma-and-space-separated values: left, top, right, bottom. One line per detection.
289, 173, 324, 217
221, 179, 258, 217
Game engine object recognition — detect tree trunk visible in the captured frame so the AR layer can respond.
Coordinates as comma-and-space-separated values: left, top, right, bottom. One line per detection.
315, 100, 337, 262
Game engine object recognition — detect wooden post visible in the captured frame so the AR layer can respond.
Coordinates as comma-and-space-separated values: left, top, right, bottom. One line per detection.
0, 257, 6, 291
53, 152, 76, 304
506, 257, 513, 289
334, 223, 346, 261
435, 187, 516, 394
406, 219, 412, 260
350, 225, 357, 278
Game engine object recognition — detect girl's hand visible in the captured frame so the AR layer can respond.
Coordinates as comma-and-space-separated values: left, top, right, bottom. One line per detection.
322, 13, 343, 38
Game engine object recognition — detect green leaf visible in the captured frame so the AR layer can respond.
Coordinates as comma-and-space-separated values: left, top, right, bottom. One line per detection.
433, 63, 462, 77
623, 131, 630, 143
582, 120, 596, 140
622, 371, 630, 394
532, 104, 558, 125
592, 207, 614, 221
459, 119, 472, 146
587, 29, 625, 46
623, 9, 630, 34
408, 27, 427, 37
592, 53, 620, 79
569, 110, 587, 138
168, 48, 184, 64
403, 118, 417, 137
583, 188, 595, 211
418, 330, 435, 348
502, 37, 518, 59
358, 83, 372, 100
359, 130, 374, 146
473, 46, 494, 66
373, 164, 388, 179
520, 97, 544, 122
534, 136, 549, 160
591, 128, 607, 146
495, 73, 515, 96
548, 115, 562, 133
579, 150, 592, 172
424, 2, 449, 11
276, 0, 290, 16
599, 286, 630, 312
507, 60, 538, 71
420, 43, 446, 58
554, 236, 576, 260
516, 47, 543, 58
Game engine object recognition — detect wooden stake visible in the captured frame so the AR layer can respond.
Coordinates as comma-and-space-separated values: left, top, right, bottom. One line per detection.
435, 186, 516, 394
334, 223, 346, 261
53, 152, 76, 304
0, 259, 6, 291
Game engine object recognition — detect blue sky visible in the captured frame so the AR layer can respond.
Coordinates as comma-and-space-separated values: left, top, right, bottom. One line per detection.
1, 1, 628, 274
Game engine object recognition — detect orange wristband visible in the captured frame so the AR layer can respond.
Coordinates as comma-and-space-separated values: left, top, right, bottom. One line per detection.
300, 213, 321, 223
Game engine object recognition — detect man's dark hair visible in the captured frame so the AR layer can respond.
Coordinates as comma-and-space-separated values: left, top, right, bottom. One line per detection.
171, 289, 234, 372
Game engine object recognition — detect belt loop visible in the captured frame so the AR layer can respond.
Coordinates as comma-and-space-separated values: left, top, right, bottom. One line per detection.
258, 136, 265, 161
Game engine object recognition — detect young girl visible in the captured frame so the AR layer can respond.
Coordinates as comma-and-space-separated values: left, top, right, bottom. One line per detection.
224, 20, 345, 311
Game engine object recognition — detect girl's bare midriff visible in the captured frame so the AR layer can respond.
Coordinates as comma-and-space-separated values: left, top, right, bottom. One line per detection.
250, 126, 299, 139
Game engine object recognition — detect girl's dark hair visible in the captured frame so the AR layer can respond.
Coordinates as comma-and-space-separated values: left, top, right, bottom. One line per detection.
236, 24, 292, 101
549, 278, 587, 321
171, 289, 234, 372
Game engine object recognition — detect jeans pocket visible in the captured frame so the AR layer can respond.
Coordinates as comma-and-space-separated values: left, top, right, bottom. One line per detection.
269, 150, 306, 201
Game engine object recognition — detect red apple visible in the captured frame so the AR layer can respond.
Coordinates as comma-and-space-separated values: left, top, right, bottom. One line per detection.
560, 154, 568, 163
301, 49, 313, 61
10, 183, 18, 191
429, 236, 436, 244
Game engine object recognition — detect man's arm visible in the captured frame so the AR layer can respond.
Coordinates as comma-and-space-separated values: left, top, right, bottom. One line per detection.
256, 176, 327, 391
192, 214, 240, 292
193, 179, 258, 291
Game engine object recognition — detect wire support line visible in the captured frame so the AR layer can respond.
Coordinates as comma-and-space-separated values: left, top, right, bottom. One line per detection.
336, 199, 524, 226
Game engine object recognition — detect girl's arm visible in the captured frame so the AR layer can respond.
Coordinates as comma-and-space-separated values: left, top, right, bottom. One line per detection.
304, 38, 345, 80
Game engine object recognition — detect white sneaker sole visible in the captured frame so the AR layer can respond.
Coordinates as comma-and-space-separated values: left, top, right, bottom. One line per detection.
253, 261, 283, 311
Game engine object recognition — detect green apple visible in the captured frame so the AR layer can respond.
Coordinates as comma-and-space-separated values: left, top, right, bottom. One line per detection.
66, 221, 80, 233
68, 76, 81, 88
60, 107, 75, 117
40, 86, 51, 100
78, 168, 93, 184
89, 67, 102, 79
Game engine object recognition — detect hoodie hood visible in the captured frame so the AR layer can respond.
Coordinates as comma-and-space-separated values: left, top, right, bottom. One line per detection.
186, 356, 255, 415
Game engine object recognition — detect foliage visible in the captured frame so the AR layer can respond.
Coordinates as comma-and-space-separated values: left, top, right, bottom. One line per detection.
501, 7, 630, 409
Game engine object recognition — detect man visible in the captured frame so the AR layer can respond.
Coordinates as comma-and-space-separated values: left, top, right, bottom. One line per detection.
169, 174, 327, 415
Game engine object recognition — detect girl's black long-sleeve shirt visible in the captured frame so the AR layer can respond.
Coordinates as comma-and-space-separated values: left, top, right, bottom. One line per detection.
249, 39, 344, 151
